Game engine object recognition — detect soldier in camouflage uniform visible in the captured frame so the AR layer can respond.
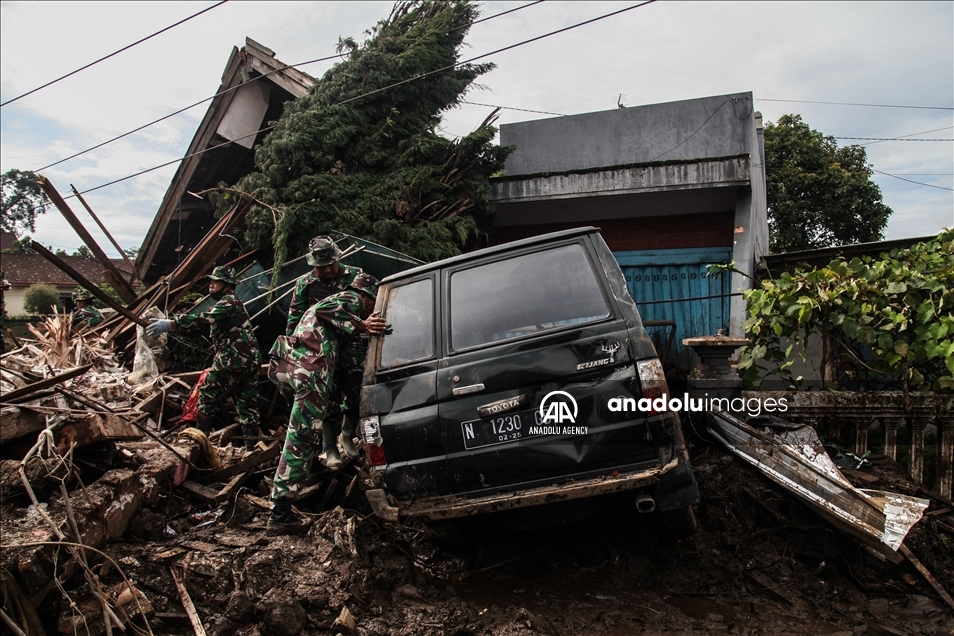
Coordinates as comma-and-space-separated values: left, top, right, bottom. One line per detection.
146, 266, 262, 440
266, 279, 385, 534
71, 288, 104, 329
286, 236, 378, 466
285, 236, 367, 336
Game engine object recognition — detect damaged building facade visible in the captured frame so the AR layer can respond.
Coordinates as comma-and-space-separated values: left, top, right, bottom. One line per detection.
489, 92, 769, 372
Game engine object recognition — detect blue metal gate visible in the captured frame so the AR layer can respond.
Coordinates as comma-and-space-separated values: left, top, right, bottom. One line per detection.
615, 247, 733, 373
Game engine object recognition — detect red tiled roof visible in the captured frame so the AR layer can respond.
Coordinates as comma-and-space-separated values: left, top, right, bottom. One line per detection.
0, 253, 135, 286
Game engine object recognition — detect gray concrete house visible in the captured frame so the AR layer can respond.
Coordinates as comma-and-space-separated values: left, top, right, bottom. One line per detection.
488, 92, 769, 372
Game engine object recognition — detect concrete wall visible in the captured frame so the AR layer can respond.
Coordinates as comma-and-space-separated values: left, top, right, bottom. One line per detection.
500, 92, 757, 175
492, 92, 770, 341
4, 285, 75, 316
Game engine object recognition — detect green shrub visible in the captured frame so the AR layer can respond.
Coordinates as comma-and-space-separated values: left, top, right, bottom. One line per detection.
23, 283, 61, 314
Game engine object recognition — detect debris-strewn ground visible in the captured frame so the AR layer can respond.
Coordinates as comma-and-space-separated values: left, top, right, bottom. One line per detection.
2, 325, 952, 635
5, 432, 951, 636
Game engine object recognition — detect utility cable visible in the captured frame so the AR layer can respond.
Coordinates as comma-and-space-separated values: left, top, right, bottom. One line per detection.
33, 0, 545, 173
460, 100, 565, 116
858, 125, 954, 147
757, 98, 953, 111
1, 1, 229, 108
67, 0, 657, 199
33, 51, 344, 173
835, 137, 951, 142
871, 170, 954, 192
332, 1, 656, 109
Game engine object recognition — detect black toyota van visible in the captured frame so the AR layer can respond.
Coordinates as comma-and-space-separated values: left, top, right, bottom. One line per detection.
358, 227, 698, 532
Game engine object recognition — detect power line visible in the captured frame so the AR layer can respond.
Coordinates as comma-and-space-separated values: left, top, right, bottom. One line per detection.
757, 98, 953, 111
456, 0, 545, 30
331, 2, 657, 109
34, 51, 346, 173
1, 1, 229, 108
859, 125, 954, 147
460, 100, 565, 116
33, 1, 546, 173
835, 137, 952, 141
67, 1, 657, 199
872, 169, 954, 192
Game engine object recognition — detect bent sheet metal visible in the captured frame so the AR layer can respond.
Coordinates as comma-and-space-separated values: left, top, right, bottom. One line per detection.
708, 411, 928, 553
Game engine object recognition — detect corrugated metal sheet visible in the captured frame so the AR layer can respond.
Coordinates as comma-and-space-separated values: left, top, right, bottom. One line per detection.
615, 247, 733, 372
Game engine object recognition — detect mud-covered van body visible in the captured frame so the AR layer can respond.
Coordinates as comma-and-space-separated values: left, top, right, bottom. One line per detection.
358, 227, 698, 528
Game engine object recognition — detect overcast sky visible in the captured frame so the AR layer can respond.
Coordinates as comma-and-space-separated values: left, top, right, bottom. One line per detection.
1, 1, 951, 257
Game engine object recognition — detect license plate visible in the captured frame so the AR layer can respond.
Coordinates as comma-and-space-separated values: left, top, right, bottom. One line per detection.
460, 406, 598, 449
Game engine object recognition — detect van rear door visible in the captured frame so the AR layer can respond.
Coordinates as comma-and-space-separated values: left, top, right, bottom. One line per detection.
435, 236, 659, 494
364, 275, 445, 498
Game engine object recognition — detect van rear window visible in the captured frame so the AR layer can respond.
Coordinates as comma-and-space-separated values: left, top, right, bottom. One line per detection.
450, 243, 610, 350
380, 278, 434, 368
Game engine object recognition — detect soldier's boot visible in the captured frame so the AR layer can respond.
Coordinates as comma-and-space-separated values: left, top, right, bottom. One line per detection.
323, 424, 343, 470
339, 415, 360, 460
266, 500, 311, 536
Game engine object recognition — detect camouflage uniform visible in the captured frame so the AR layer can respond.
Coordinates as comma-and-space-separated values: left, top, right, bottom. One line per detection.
71, 289, 104, 329
72, 305, 104, 328
173, 291, 262, 435
285, 264, 363, 336
268, 290, 366, 502
284, 237, 377, 461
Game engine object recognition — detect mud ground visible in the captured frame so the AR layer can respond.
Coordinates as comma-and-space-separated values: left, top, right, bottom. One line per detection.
10, 434, 954, 636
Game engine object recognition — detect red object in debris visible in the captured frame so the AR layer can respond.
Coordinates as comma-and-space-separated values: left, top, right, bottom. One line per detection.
180, 369, 210, 425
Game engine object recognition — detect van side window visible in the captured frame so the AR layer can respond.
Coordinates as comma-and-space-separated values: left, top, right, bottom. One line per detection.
450, 243, 610, 350
380, 278, 435, 368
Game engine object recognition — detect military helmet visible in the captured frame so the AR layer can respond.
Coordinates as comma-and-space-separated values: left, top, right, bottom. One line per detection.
348, 273, 379, 299
72, 287, 93, 302
207, 266, 237, 286
306, 235, 343, 267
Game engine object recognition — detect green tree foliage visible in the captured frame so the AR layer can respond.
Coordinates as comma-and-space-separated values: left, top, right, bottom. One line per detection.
764, 115, 892, 253
737, 229, 954, 393
236, 0, 512, 268
1, 169, 49, 237
0, 234, 36, 254
23, 283, 61, 315
72, 245, 94, 258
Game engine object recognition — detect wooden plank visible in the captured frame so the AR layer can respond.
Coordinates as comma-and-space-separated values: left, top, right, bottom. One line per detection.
30, 242, 147, 327
55, 413, 143, 453
199, 441, 280, 484
169, 566, 208, 636
36, 175, 137, 303
0, 364, 92, 404
178, 480, 220, 504
215, 473, 248, 503
70, 185, 138, 275
900, 544, 954, 611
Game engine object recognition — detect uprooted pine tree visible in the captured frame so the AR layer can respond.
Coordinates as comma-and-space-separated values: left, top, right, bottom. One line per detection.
232, 0, 513, 268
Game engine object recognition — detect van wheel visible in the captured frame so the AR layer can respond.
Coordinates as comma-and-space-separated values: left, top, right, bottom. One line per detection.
653, 506, 697, 539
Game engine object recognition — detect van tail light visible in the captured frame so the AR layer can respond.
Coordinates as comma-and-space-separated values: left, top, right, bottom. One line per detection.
359, 415, 387, 467
636, 359, 669, 416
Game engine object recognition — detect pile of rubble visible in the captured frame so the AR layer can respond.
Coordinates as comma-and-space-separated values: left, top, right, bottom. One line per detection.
1, 290, 953, 634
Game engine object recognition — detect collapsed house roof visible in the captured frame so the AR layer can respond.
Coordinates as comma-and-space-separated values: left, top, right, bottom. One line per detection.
136, 38, 315, 285
2, 253, 135, 287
